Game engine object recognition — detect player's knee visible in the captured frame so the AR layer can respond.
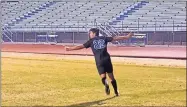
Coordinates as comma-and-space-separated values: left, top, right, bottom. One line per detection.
102, 77, 106, 82
101, 77, 106, 85
111, 78, 116, 82
108, 76, 115, 81
107, 73, 115, 80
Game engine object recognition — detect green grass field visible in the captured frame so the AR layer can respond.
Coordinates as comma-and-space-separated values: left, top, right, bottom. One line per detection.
2, 54, 186, 106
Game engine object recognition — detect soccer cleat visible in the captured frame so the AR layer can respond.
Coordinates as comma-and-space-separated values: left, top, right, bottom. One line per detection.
114, 90, 119, 97
105, 83, 110, 95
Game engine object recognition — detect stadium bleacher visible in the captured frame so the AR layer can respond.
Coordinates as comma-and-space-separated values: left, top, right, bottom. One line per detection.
111, 1, 186, 31
1, 0, 186, 32
1, 0, 186, 45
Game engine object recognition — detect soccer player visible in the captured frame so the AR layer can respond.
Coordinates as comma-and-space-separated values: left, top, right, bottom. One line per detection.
65, 28, 133, 96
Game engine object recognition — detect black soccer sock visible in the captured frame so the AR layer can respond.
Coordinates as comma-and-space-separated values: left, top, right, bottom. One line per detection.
101, 77, 107, 86
111, 79, 118, 92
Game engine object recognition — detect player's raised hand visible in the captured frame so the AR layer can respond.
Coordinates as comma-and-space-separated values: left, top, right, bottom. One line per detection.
127, 32, 134, 38
65, 45, 85, 51
65, 47, 71, 51
112, 32, 134, 41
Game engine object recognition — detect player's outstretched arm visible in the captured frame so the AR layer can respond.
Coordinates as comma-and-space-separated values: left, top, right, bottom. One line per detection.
112, 32, 134, 41
65, 45, 85, 51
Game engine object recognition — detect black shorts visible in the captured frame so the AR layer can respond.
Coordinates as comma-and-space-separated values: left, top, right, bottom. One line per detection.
96, 60, 113, 75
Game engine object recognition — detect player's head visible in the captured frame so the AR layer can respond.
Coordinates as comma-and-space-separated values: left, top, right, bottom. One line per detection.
89, 28, 99, 38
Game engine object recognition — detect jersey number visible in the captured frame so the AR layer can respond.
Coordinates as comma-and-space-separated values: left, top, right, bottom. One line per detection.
93, 39, 106, 50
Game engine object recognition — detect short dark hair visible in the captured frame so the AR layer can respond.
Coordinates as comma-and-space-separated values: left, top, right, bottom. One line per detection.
89, 28, 99, 36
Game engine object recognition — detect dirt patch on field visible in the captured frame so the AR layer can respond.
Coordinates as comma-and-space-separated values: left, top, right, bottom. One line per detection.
2, 52, 186, 68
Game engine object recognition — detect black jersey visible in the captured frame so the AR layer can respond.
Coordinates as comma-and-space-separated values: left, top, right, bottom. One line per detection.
83, 36, 113, 65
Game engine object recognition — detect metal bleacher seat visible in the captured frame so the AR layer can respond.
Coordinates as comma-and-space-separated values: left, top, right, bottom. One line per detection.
113, 0, 186, 31
4, 0, 132, 30
1, 0, 186, 32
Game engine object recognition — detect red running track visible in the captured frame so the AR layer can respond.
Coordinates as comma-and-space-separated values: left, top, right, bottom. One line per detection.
1, 44, 186, 60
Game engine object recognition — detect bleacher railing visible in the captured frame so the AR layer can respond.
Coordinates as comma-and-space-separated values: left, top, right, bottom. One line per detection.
1, 19, 186, 46
94, 20, 120, 37
2, 26, 13, 42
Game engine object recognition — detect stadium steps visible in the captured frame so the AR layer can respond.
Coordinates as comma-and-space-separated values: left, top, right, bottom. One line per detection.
109, 1, 149, 25
7, 1, 56, 28
2, 0, 186, 32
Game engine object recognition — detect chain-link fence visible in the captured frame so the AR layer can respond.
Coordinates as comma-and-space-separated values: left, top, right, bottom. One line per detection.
2, 22, 186, 46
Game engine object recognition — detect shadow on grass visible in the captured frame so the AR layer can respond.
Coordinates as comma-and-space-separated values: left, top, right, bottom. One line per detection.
149, 89, 186, 95
125, 89, 186, 99
66, 96, 116, 107
30, 89, 185, 107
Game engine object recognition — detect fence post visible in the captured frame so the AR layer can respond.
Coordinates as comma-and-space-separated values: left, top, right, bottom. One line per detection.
122, 20, 125, 44
162, 32, 164, 45
94, 19, 96, 27
95, 19, 97, 27
45, 29, 47, 43
16, 31, 17, 42
146, 33, 148, 45
11, 30, 13, 42
180, 33, 182, 45
78, 21, 79, 36
155, 19, 157, 32
23, 32, 24, 43
35, 32, 37, 43
167, 31, 169, 47
138, 18, 140, 33
122, 20, 124, 34
172, 20, 174, 45
73, 27, 75, 45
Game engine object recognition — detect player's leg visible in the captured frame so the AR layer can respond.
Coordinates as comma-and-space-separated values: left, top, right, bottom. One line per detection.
99, 73, 110, 95
97, 63, 111, 95
100, 73, 107, 85
104, 60, 119, 96
107, 72, 119, 96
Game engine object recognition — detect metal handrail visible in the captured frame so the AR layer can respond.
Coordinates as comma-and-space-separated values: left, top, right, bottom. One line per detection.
2, 32, 13, 42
